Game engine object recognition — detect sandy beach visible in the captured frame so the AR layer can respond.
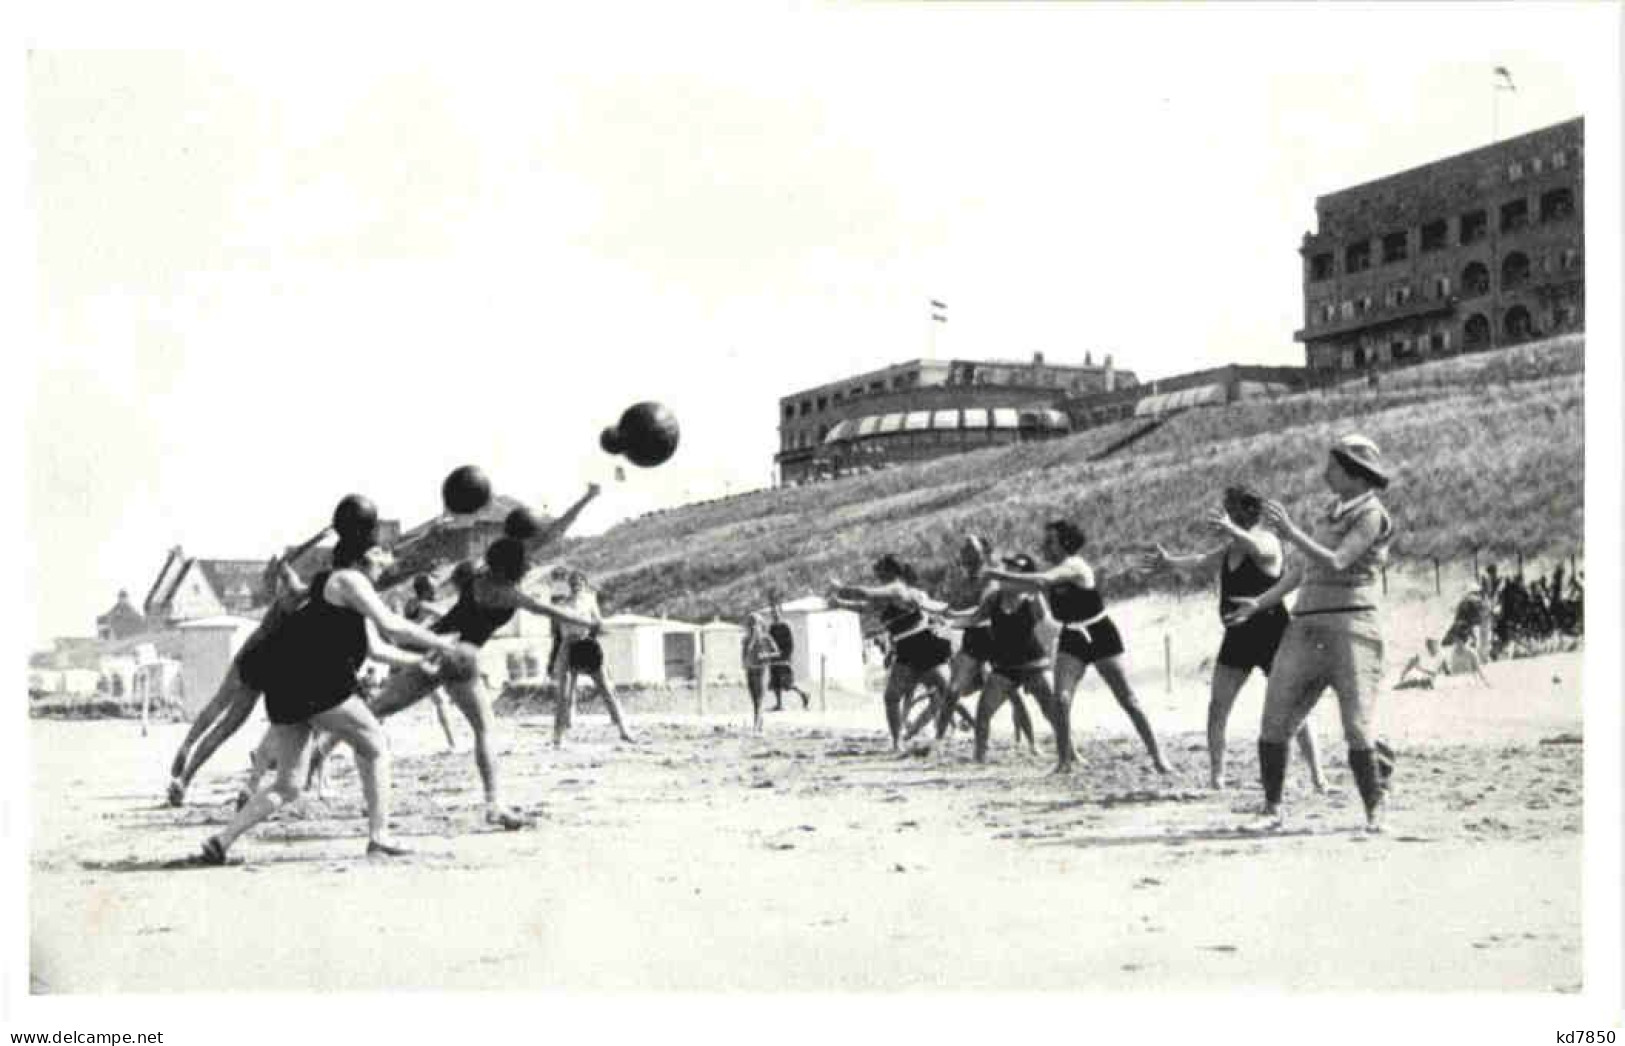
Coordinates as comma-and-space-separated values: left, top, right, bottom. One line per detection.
30, 633, 1582, 994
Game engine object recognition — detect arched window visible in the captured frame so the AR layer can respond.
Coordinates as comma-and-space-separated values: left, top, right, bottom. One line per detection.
1464, 314, 1491, 349
1503, 305, 1534, 342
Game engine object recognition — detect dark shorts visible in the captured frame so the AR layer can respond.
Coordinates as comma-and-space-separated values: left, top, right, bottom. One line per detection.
894, 631, 952, 674
1056, 617, 1125, 665
567, 639, 603, 674
769, 662, 796, 690
959, 626, 995, 663
1216, 606, 1291, 674
264, 683, 354, 726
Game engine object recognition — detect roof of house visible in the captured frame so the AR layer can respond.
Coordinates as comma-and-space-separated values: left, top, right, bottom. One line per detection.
192, 560, 268, 613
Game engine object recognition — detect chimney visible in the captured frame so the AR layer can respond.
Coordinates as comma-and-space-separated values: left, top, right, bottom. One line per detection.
1032, 352, 1045, 366
1104, 354, 1115, 392
1085, 350, 1093, 366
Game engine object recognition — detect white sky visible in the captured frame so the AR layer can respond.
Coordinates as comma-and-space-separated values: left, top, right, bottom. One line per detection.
22, 4, 1617, 645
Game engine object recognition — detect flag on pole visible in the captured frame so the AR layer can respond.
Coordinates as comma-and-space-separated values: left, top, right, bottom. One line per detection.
1494, 66, 1516, 92
930, 299, 948, 323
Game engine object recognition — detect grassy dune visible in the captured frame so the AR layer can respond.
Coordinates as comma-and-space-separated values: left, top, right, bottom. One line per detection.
558, 337, 1584, 620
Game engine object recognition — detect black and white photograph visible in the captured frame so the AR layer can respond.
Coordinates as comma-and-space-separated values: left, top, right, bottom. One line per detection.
11, 3, 1624, 1042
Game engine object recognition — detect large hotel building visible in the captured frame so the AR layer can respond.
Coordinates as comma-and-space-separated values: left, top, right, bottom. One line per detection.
1296, 117, 1583, 379
775, 353, 1133, 484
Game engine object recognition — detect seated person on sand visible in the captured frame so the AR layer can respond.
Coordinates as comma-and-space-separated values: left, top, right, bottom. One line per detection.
1397, 638, 1490, 689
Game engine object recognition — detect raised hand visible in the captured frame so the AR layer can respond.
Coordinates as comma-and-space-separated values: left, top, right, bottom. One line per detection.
1260, 498, 1295, 535
1133, 544, 1169, 573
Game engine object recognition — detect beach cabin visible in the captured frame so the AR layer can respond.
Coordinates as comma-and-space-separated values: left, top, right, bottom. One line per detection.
175, 615, 259, 719
697, 619, 746, 683
759, 596, 866, 694
598, 614, 701, 686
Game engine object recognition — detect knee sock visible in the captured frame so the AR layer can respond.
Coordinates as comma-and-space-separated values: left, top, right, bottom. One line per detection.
1258, 740, 1289, 806
1348, 747, 1382, 813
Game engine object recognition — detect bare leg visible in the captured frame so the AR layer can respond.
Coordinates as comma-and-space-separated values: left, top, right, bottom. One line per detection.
746, 668, 766, 734
1095, 655, 1171, 773
310, 666, 438, 778
882, 667, 919, 751
553, 669, 577, 748
591, 668, 636, 742
1206, 665, 1249, 790
938, 654, 983, 739
1008, 689, 1037, 751
173, 665, 262, 802
973, 674, 1013, 763
429, 690, 458, 751
309, 698, 399, 850
1047, 654, 1086, 773
443, 676, 522, 826
206, 723, 311, 856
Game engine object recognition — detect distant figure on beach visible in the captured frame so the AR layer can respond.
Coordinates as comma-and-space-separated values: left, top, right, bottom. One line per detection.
766, 601, 810, 711
1397, 637, 1490, 690
741, 612, 782, 733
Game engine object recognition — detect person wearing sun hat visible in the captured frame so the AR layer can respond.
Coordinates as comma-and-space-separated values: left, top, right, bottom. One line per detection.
1224, 434, 1397, 833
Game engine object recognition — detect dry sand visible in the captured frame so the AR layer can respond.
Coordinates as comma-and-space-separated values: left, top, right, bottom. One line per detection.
30, 632, 1582, 994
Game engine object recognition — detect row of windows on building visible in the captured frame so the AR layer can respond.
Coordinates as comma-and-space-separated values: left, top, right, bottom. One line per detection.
1306, 248, 1581, 328
781, 364, 1102, 420
783, 371, 924, 420
1308, 184, 1576, 282
1324, 298, 1581, 371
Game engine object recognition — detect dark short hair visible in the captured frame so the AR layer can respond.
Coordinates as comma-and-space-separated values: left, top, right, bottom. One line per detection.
484, 537, 530, 584
1224, 485, 1264, 522
873, 554, 917, 584
1045, 520, 1085, 554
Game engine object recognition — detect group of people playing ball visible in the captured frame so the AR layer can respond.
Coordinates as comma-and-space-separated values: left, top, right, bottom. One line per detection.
168, 431, 1402, 865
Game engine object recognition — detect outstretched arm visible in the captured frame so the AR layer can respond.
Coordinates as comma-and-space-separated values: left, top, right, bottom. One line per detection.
526, 484, 602, 553
828, 578, 908, 603
364, 620, 432, 669
980, 558, 1092, 593
504, 587, 597, 630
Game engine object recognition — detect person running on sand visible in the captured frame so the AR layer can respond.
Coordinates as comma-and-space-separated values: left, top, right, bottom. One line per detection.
941, 553, 1056, 764
1226, 434, 1399, 834
552, 570, 637, 748
742, 612, 783, 734
981, 520, 1172, 776
199, 528, 475, 864
828, 555, 955, 752
165, 499, 376, 807
1139, 485, 1327, 792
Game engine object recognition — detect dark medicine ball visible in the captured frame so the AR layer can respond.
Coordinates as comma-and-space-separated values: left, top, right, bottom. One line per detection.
441, 465, 493, 515
614, 401, 680, 468
331, 494, 379, 541
504, 504, 544, 541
